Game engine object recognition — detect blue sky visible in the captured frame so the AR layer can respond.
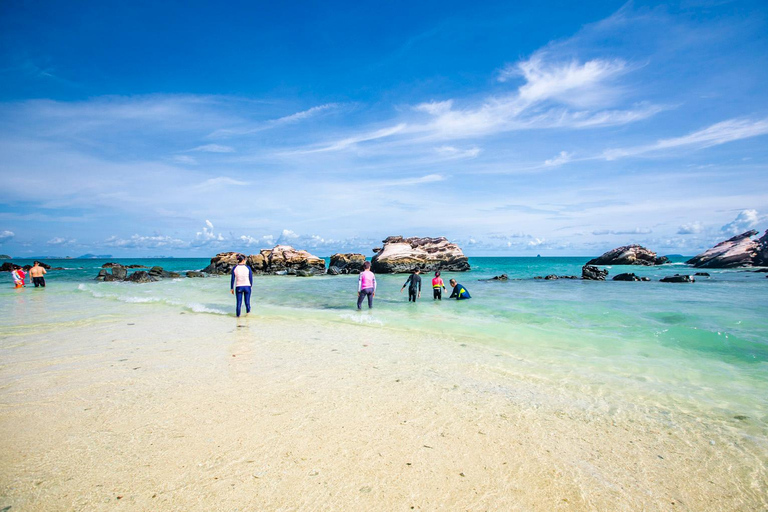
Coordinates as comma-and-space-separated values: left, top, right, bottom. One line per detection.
1, 1, 767, 257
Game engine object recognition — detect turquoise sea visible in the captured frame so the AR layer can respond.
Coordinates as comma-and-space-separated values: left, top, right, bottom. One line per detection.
2, 255, 767, 445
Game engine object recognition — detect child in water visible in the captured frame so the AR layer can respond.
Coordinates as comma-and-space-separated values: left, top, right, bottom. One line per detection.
11, 266, 25, 288
432, 270, 446, 300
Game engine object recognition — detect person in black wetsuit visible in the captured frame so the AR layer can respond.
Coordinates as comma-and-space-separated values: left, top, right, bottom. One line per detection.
400, 269, 422, 302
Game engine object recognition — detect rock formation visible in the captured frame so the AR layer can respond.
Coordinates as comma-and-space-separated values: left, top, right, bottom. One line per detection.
660, 274, 694, 283
686, 230, 768, 268
203, 246, 325, 275
95, 264, 180, 283
370, 236, 469, 274
612, 273, 650, 282
587, 245, 668, 266
328, 253, 366, 275
582, 265, 609, 280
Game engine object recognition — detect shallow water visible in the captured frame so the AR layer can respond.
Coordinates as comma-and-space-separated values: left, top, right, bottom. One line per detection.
2, 256, 767, 433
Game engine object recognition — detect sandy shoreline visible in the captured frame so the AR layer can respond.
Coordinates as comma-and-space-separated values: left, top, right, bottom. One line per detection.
1, 309, 766, 511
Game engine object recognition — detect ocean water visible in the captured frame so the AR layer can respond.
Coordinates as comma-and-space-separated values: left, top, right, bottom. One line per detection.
2, 256, 767, 439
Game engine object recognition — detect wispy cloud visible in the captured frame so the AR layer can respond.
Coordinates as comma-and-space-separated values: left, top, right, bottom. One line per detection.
0, 230, 15, 243
503, 54, 629, 108
47, 236, 76, 245
603, 118, 768, 160
299, 123, 407, 153
592, 228, 653, 235
209, 103, 340, 138
189, 144, 235, 153
544, 151, 572, 167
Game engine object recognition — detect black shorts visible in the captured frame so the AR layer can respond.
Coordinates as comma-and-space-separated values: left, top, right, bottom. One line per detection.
433, 288, 442, 300
33, 277, 46, 287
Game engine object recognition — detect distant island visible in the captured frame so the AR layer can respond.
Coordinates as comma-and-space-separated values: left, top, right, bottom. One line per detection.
77, 254, 113, 259
0, 254, 10, 259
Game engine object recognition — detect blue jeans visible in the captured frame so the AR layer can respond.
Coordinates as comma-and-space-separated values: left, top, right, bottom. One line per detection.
235, 286, 251, 317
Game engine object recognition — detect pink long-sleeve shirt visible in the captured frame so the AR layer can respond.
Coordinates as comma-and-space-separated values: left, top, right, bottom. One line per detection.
358, 270, 376, 291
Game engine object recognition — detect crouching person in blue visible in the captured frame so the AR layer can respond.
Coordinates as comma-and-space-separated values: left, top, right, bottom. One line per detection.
448, 279, 471, 300
230, 254, 253, 317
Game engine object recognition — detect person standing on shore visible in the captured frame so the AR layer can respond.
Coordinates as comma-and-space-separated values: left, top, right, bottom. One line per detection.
400, 268, 421, 302
432, 270, 446, 300
29, 261, 47, 288
357, 261, 376, 309
230, 255, 253, 317
448, 279, 471, 300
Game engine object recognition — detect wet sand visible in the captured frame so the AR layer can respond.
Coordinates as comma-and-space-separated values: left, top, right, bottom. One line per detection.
1, 310, 766, 511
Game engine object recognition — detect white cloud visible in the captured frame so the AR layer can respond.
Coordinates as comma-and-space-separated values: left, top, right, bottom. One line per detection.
190, 144, 235, 153
104, 234, 187, 249
303, 123, 407, 153
603, 118, 768, 160
197, 176, 250, 188
677, 221, 704, 235
592, 228, 653, 235
0, 230, 14, 243
47, 236, 76, 245
506, 55, 628, 108
194, 220, 224, 244
377, 174, 445, 187
173, 155, 198, 165
435, 145, 481, 159
720, 209, 761, 235
528, 238, 546, 247
544, 151, 572, 167
274, 103, 339, 124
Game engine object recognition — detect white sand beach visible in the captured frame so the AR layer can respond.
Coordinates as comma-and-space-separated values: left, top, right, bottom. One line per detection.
1, 308, 765, 511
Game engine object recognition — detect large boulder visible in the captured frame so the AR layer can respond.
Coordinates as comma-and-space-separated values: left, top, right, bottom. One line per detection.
582, 265, 609, 280
202, 252, 242, 275
329, 253, 366, 274
203, 246, 325, 275
686, 230, 768, 268
371, 236, 469, 274
261, 245, 325, 273
661, 274, 694, 283
126, 271, 156, 283
111, 265, 128, 280
587, 245, 668, 266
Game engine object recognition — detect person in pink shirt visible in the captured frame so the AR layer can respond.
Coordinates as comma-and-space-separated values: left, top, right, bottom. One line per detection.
357, 261, 376, 309
432, 270, 446, 300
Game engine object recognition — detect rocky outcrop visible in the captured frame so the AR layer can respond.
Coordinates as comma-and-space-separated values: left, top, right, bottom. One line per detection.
186, 271, 206, 278
203, 252, 242, 275
126, 271, 155, 283
329, 253, 366, 275
582, 265, 609, 280
370, 236, 469, 274
612, 273, 650, 282
0, 262, 16, 272
95, 265, 180, 283
587, 245, 668, 266
686, 230, 768, 268
203, 246, 326, 275
661, 274, 694, 283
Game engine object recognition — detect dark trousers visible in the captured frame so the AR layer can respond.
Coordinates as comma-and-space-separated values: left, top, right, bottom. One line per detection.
235, 286, 251, 317
433, 288, 441, 300
408, 289, 418, 302
357, 288, 374, 309
33, 277, 46, 287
